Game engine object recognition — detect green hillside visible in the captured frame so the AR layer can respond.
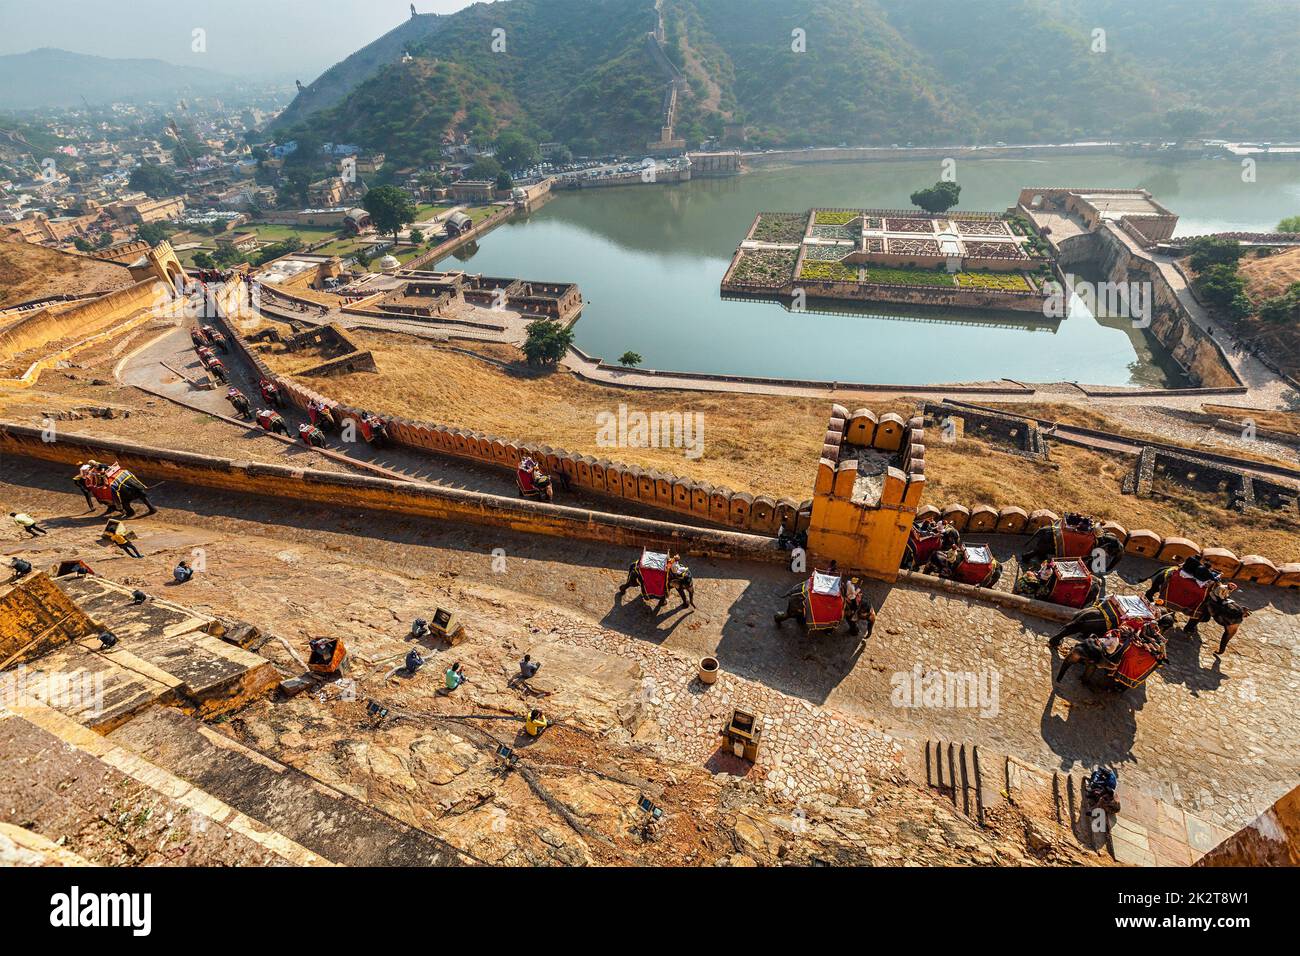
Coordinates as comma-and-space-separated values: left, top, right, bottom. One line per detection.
275, 0, 1300, 161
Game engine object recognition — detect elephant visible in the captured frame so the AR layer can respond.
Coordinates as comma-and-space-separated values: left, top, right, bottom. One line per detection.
616, 557, 695, 611
1020, 515, 1124, 574
1144, 566, 1251, 655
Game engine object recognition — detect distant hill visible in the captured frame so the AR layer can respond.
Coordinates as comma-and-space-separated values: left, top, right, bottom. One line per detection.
0, 48, 238, 109
272, 14, 450, 127
271, 0, 1300, 163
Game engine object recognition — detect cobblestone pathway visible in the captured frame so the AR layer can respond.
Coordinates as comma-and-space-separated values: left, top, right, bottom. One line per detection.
534, 611, 907, 805
2, 460, 1295, 832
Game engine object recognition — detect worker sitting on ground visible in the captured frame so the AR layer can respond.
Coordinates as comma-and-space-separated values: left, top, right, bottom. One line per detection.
524, 708, 549, 737
173, 559, 194, 583
445, 661, 466, 690
519, 654, 541, 679
8, 557, 32, 581
411, 618, 432, 640
406, 649, 425, 675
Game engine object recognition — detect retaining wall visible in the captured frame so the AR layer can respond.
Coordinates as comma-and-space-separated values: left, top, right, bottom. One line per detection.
211, 290, 811, 536
0, 422, 788, 564
0, 279, 162, 365
916, 502, 1299, 590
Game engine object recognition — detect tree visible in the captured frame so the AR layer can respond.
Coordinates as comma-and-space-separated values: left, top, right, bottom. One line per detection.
522, 320, 574, 366
1165, 106, 1211, 144
1258, 282, 1300, 324
1196, 263, 1246, 309
362, 185, 417, 240
128, 163, 180, 199
909, 181, 961, 214
136, 223, 170, 245
409, 228, 424, 244
1278, 216, 1300, 233
618, 351, 642, 367
1187, 236, 1242, 272
494, 131, 539, 171
466, 156, 504, 181
495, 171, 513, 192
192, 251, 216, 269
73, 237, 94, 252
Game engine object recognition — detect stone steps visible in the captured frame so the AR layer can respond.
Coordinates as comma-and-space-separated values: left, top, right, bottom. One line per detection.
0, 705, 326, 866
918, 738, 1233, 865
106, 705, 472, 866
50, 573, 281, 722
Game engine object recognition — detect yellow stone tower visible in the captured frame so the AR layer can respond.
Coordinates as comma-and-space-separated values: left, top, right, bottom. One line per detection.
806, 405, 926, 582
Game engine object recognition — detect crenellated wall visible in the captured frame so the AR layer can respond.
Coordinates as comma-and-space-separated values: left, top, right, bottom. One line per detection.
212, 284, 809, 537
0, 422, 789, 565
915, 503, 1299, 589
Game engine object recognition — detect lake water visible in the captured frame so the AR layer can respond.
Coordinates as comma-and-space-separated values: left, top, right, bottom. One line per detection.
439, 156, 1300, 386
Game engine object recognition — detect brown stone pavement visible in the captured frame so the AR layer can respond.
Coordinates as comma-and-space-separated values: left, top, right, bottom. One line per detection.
2, 455, 1296, 837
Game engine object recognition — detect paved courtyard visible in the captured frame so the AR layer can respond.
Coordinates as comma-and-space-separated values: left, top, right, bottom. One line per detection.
2, 455, 1296, 834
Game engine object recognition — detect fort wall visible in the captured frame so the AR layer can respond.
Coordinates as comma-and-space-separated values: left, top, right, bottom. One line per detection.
0, 279, 162, 366
0, 423, 788, 565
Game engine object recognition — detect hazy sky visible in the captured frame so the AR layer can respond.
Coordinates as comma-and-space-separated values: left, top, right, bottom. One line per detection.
0, 0, 479, 79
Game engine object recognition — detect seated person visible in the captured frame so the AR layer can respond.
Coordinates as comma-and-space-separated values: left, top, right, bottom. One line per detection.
411, 618, 432, 640
173, 560, 194, 583
445, 662, 466, 690
1180, 554, 1220, 583
1084, 767, 1121, 815
308, 638, 337, 667
405, 649, 425, 674
519, 654, 541, 679
1080, 625, 1130, 672
1064, 512, 1095, 533
524, 708, 549, 737
8, 557, 32, 580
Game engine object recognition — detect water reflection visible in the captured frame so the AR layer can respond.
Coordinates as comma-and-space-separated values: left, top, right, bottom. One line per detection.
434, 157, 1296, 385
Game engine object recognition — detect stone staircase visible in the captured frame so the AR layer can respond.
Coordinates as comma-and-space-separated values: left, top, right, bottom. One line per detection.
1, 571, 474, 867
106, 706, 469, 866
917, 738, 1232, 865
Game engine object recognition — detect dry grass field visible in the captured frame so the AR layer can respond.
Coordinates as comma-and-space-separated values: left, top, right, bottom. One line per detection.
0, 239, 134, 307
273, 331, 1300, 562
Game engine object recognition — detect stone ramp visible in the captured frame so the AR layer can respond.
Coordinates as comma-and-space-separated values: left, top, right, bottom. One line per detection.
0, 706, 323, 866
53, 574, 280, 718
106, 705, 472, 866
14, 639, 173, 732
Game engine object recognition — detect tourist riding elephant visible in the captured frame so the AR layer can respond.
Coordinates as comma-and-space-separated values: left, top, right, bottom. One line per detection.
901, 519, 959, 571
79, 463, 157, 519
1047, 595, 1173, 650
308, 401, 338, 433
1020, 513, 1124, 574
1055, 621, 1168, 688
226, 388, 252, 419
1143, 566, 1251, 655
616, 556, 695, 611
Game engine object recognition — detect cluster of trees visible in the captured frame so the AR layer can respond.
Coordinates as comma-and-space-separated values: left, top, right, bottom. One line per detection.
1186, 238, 1300, 326
1257, 283, 1300, 325
128, 163, 180, 199
1188, 238, 1250, 318
72, 233, 114, 253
